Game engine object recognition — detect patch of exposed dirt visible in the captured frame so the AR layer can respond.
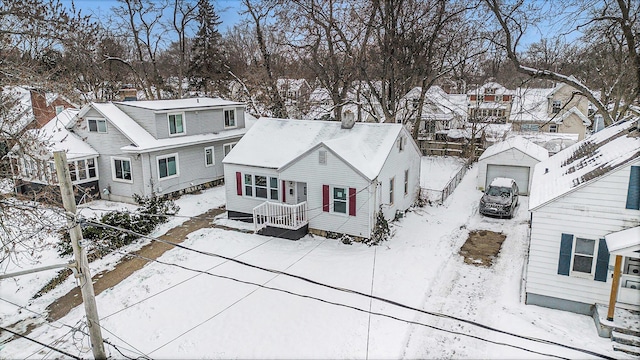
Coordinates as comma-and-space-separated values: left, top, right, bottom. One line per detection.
459, 230, 506, 267
45, 207, 226, 322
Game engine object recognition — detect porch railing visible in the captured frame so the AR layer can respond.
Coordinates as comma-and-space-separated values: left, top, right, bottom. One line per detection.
252, 201, 308, 233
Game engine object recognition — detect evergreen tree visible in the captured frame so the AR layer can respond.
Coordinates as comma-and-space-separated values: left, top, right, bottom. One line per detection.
188, 0, 226, 95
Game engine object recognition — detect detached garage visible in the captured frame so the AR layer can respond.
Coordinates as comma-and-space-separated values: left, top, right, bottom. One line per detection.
477, 136, 548, 195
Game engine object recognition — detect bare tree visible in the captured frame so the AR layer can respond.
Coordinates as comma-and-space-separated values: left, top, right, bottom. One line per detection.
241, 0, 288, 117
484, 0, 640, 125
112, 0, 170, 99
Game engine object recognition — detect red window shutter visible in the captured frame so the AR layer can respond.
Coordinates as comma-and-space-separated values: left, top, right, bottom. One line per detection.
282, 180, 286, 202
349, 187, 356, 216
236, 172, 242, 196
322, 185, 330, 212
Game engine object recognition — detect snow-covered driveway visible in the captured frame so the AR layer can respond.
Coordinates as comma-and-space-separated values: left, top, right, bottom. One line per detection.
1, 165, 621, 359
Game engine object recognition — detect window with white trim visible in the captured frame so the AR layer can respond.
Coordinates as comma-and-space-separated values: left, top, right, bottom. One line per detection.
55, 105, 64, 114
552, 100, 562, 114
204, 147, 214, 167
333, 186, 347, 214
243, 174, 278, 199
389, 177, 395, 205
549, 124, 558, 133
88, 118, 107, 133
168, 113, 185, 135
67, 158, 99, 183
157, 154, 179, 179
319, 150, 327, 165
223, 142, 237, 156
521, 123, 539, 132
112, 157, 132, 182
224, 109, 236, 128
404, 169, 409, 196
572, 237, 596, 275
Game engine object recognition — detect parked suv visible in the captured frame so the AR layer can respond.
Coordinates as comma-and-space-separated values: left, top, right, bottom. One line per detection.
479, 177, 519, 218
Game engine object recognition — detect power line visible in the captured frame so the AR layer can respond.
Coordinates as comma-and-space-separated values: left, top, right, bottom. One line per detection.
0, 325, 82, 360
100, 236, 275, 320
0, 297, 148, 360
107, 250, 570, 359
145, 238, 327, 356
82, 220, 614, 359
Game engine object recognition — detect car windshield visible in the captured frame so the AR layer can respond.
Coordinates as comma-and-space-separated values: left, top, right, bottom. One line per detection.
487, 186, 511, 197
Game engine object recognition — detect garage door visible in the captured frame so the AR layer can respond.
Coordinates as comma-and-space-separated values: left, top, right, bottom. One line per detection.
486, 164, 530, 195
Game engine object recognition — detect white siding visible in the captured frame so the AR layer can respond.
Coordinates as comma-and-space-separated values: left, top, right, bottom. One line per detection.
224, 164, 280, 217
279, 146, 372, 238
74, 108, 145, 203
376, 128, 422, 221
527, 162, 640, 306
477, 148, 540, 194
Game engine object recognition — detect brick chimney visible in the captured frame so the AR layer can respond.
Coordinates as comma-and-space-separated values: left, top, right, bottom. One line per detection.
119, 87, 138, 101
29, 89, 55, 128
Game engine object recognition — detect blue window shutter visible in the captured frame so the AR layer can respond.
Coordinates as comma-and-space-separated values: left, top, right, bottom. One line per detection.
558, 233, 573, 276
625, 166, 640, 210
594, 239, 610, 282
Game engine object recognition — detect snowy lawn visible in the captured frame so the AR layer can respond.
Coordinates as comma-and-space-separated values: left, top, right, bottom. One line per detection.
1, 166, 624, 359
420, 156, 466, 190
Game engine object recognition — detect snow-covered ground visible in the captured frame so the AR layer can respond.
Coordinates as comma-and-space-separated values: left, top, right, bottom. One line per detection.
420, 156, 466, 190
1, 164, 623, 359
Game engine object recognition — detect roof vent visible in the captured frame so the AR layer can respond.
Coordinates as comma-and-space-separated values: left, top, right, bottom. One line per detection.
341, 110, 355, 129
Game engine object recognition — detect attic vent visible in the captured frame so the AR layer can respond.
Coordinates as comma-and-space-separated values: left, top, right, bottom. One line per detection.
398, 136, 405, 151
319, 150, 327, 165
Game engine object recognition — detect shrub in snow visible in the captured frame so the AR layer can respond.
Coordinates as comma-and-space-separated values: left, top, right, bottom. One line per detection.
366, 208, 390, 246
57, 195, 179, 257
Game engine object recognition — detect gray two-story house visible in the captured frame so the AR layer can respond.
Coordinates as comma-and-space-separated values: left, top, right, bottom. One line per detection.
72, 98, 248, 203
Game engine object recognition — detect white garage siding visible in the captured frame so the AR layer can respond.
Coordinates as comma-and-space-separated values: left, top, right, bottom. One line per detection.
486, 164, 530, 195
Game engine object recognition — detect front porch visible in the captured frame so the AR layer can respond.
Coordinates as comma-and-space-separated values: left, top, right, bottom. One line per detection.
252, 201, 309, 240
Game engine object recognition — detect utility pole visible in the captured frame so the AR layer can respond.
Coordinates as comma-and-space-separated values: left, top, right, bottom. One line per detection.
54, 151, 106, 359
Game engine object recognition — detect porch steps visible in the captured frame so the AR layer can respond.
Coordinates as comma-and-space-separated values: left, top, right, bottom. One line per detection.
612, 343, 640, 357
612, 330, 640, 346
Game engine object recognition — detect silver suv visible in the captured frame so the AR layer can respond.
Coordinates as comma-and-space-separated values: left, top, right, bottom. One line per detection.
479, 177, 519, 218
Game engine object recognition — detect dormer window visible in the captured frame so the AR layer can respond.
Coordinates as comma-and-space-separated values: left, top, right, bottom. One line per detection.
88, 118, 107, 133
224, 109, 236, 128
55, 105, 64, 114
168, 113, 185, 135
552, 100, 562, 114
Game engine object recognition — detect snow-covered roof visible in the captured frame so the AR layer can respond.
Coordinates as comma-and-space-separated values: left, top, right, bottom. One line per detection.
223, 118, 408, 180
114, 97, 244, 111
554, 106, 591, 126
507, 132, 578, 155
17, 109, 98, 161
605, 226, 640, 255
277, 79, 309, 92
509, 88, 553, 122
2, 86, 36, 135
529, 117, 640, 210
82, 102, 248, 153
468, 82, 514, 95
479, 136, 548, 162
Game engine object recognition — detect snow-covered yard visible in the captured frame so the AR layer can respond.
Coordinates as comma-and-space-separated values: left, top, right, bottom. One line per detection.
1, 164, 624, 359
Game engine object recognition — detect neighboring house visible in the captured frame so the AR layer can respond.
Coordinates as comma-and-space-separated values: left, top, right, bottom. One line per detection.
526, 117, 640, 316
10, 109, 100, 200
510, 83, 591, 140
397, 86, 467, 138
467, 82, 515, 124
277, 79, 312, 105
1, 86, 76, 136
223, 117, 422, 240
477, 136, 548, 195
65, 97, 248, 203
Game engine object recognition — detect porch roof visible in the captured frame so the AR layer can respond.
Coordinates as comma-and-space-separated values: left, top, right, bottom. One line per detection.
605, 226, 640, 256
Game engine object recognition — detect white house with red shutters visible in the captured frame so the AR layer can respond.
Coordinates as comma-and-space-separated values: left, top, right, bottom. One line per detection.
222, 117, 422, 240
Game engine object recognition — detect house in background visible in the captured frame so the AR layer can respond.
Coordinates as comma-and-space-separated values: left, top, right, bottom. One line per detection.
277, 79, 312, 105
223, 117, 422, 240
510, 83, 591, 140
1, 86, 77, 133
64, 97, 249, 203
9, 108, 100, 201
397, 86, 467, 138
476, 136, 548, 195
526, 117, 640, 318
467, 82, 514, 124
